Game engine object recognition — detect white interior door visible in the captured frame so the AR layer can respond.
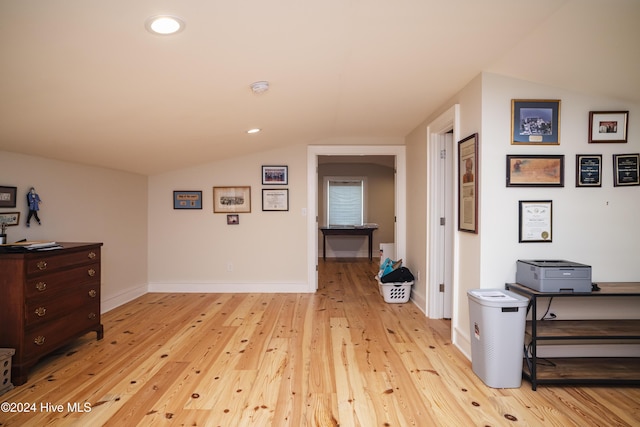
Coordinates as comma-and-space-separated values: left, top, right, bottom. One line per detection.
441, 133, 454, 319
427, 105, 458, 320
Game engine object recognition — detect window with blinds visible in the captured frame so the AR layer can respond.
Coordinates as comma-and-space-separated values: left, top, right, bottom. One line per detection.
326, 177, 365, 226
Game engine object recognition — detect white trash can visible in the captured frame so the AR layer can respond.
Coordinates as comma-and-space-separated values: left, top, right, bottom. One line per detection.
467, 289, 528, 388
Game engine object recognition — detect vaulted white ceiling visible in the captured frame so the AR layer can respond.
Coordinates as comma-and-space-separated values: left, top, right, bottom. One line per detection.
1, 0, 638, 175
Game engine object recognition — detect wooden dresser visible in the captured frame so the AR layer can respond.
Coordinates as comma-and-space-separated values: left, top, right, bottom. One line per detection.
0, 242, 103, 385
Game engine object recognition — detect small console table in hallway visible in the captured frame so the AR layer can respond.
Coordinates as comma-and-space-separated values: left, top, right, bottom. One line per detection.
320, 226, 378, 261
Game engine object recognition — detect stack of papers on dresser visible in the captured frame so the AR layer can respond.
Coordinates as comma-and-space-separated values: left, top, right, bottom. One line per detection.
13, 241, 62, 250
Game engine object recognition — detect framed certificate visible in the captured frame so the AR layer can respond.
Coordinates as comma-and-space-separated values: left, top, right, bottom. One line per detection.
262, 189, 289, 211
519, 200, 552, 243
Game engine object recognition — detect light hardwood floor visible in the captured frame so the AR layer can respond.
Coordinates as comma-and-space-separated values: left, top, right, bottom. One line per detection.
1, 259, 638, 426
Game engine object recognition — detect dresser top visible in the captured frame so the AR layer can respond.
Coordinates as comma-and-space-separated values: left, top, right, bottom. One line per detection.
0, 242, 102, 257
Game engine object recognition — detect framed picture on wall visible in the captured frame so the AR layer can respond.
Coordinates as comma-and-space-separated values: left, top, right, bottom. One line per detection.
519, 200, 552, 243
0, 186, 17, 208
511, 99, 561, 145
612, 153, 640, 187
576, 155, 602, 187
506, 155, 564, 187
458, 133, 478, 233
261, 165, 288, 185
213, 186, 251, 213
589, 111, 628, 143
173, 191, 202, 209
262, 189, 289, 211
0, 212, 20, 226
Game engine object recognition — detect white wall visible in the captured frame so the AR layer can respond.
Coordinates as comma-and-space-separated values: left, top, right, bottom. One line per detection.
0, 151, 149, 311
147, 144, 309, 292
406, 72, 640, 358
481, 72, 640, 286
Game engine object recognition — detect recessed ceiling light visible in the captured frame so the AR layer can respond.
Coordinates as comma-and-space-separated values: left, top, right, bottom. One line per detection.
247, 128, 261, 134
145, 15, 185, 35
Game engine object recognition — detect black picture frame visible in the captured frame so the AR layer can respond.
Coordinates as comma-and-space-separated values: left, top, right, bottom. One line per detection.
0, 186, 17, 208
506, 155, 564, 187
173, 191, 203, 209
576, 155, 602, 187
519, 200, 553, 243
458, 133, 478, 233
613, 153, 640, 187
262, 189, 289, 211
511, 99, 561, 145
261, 165, 288, 185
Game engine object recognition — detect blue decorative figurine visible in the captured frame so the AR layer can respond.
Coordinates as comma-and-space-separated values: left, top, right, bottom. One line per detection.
26, 187, 42, 227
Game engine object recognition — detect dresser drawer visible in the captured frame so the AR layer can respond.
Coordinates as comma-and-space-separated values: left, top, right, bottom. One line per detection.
26, 247, 101, 276
25, 263, 100, 299
24, 301, 101, 358
25, 284, 100, 326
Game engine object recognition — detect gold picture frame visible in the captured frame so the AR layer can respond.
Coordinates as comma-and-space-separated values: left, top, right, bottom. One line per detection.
213, 186, 251, 213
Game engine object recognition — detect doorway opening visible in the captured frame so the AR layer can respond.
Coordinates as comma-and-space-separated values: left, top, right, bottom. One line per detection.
307, 146, 407, 291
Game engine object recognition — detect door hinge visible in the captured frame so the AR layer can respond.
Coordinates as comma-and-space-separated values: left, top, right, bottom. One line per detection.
440, 217, 446, 226
439, 283, 445, 292
440, 149, 446, 159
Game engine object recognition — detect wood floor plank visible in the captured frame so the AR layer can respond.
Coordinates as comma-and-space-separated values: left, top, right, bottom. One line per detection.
1, 259, 639, 426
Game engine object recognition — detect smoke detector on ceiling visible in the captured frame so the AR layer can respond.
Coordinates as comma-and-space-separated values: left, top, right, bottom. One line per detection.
250, 81, 269, 94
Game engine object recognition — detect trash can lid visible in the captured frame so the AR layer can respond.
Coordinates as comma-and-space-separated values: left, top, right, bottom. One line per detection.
467, 289, 529, 308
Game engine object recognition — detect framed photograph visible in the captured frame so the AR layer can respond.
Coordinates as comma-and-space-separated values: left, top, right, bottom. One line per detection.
506, 155, 564, 187
511, 99, 561, 145
612, 153, 640, 187
0, 212, 20, 226
576, 155, 602, 187
173, 191, 202, 209
458, 133, 478, 233
213, 186, 251, 213
0, 186, 17, 208
589, 111, 628, 143
261, 165, 288, 185
262, 189, 289, 211
519, 200, 552, 243
227, 214, 239, 225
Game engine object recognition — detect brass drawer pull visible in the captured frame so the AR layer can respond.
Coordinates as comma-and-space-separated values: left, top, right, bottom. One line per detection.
88, 251, 97, 259
88, 269, 96, 277
88, 289, 97, 298
88, 312, 97, 320
34, 336, 46, 345
35, 306, 47, 317
37, 261, 47, 270
36, 281, 47, 291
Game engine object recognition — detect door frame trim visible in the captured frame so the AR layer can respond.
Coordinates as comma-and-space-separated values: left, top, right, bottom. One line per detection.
426, 105, 459, 318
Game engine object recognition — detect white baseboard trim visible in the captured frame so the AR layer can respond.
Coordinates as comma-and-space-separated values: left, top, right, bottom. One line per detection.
321, 249, 369, 259
453, 325, 472, 361
148, 282, 313, 294
102, 284, 148, 313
